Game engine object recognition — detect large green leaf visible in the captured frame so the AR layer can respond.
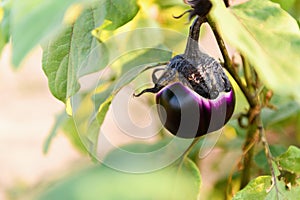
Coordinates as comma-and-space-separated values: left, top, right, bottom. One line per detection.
277, 145, 300, 174
42, 3, 107, 103
37, 145, 201, 200
209, 0, 300, 102
11, 0, 87, 67
11, 0, 139, 67
42, 0, 141, 103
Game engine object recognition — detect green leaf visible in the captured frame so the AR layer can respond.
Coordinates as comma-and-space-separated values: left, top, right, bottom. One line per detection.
154, 0, 187, 8
11, 0, 86, 67
42, 3, 107, 103
254, 145, 287, 172
102, 138, 189, 172
261, 95, 300, 127
95, 94, 112, 125
66, 91, 101, 155
0, 0, 11, 55
37, 145, 201, 200
233, 176, 300, 200
209, 0, 300, 102
99, 0, 139, 31
271, 0, 296, 11
61, 116, 88, 154
233, 176, 271, 200
43, 111, 68, 154
277, 145, 300, 174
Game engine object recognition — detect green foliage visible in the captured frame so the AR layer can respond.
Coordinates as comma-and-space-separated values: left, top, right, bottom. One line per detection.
100, 0, 139, 30
277, 145, 300, 174
243, 146, 300, 200
233, 176, 300, 200
37, 152, 201, 200
254, 145, 287, 173
61, 116, 88, 154
4, 0, 300, 199
271, 0, 296, 11
261, 95, 300, 127
11, 0, 85, 66
236, 145, 300, 199
42, 2, 108, 103
233, 176, 273, 200
210, 0, 300, 102
0, 0, 10, 54
271, 0, 300, 21
43, 111, 68, 154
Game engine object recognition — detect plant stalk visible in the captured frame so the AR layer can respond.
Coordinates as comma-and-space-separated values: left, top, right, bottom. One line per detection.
239, 114, 258, 188
207, 17, 256, 108
241, 55, 253, 91
256, 115, 280, 199
207, 16, 265, 190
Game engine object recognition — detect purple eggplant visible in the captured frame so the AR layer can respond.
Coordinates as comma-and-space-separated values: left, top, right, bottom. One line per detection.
134, 16, 235, 138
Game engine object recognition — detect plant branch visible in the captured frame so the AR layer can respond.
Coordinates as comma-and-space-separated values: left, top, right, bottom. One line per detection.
239, 114, 258, 188
206, 16, 277, 191
256, 115, 281, 199
241, 55, 253, 90
207, 17, 256, 108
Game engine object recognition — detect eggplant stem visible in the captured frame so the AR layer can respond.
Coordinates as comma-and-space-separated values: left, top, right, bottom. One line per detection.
133, 84, 163, 97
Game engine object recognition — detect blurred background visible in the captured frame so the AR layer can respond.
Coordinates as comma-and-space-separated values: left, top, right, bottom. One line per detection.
0, 45, 87, 199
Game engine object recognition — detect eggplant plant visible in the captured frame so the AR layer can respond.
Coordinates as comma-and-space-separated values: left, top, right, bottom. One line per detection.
2, 0, 300, 199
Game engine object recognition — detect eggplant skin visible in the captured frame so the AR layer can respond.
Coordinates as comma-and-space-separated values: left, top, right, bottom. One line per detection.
156, 82, 235, 138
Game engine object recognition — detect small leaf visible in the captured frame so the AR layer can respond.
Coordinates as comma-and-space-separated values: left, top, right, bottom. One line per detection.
209, 0, 300, 102
61, 116, 88, 154
96, 94, 112, 125
43, 111, 68, 154
42, 3, 107, 102
277, 145, 300, 174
